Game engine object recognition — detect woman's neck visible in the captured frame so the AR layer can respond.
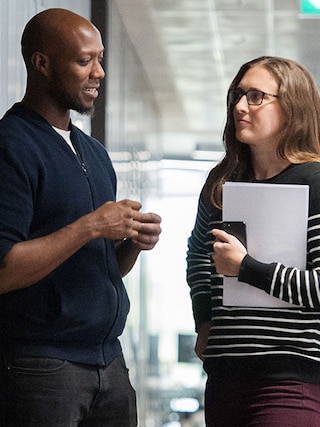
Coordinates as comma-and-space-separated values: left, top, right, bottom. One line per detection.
251, 151, 291, 180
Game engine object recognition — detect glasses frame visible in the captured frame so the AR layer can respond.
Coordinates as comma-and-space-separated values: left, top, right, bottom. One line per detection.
228, 88, 278, 107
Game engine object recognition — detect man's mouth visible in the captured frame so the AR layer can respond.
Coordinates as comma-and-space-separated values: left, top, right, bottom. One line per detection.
85, 87, 98, 93
83, 87, 99, 99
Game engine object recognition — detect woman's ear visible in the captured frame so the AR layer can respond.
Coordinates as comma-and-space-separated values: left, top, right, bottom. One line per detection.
31, 51, 49, 76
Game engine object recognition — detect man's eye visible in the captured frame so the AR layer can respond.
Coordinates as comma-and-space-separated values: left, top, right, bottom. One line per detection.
79, 59, 91, 65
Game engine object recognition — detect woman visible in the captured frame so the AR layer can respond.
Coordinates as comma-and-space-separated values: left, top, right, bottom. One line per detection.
187, 56, 320, 426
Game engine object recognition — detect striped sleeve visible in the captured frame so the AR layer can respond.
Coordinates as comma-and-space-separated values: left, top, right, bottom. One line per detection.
186, 196, 222, 329
239, 213, 320, 308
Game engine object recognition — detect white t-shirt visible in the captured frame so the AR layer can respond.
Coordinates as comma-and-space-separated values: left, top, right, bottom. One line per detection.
53, 126, 76, 154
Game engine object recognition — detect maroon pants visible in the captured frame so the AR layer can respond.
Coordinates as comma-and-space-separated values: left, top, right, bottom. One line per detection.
205, 378, 320, 427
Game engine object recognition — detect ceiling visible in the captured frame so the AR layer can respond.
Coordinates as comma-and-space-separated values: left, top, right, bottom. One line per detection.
116, 0, 320, 157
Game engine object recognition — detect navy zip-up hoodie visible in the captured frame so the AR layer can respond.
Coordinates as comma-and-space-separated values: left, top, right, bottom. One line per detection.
0, 103, 130, 366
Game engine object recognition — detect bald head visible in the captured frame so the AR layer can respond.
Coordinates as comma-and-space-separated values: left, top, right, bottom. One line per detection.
21, 8, 101, 71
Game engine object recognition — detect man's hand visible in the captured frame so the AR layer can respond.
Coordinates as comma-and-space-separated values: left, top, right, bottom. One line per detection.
131, 212, 162, 250
86, 199, 143, 241
115, 211, 162, 277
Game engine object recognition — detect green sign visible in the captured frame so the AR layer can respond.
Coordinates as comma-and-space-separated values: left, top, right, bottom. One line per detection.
301, 0, 320, 14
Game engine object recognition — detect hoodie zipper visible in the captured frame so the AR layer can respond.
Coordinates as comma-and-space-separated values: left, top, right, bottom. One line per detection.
72, 142, 88, 177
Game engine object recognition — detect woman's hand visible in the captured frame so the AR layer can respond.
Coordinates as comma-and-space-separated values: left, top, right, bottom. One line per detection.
195, 321, 211, 361
211, 228, 247, 277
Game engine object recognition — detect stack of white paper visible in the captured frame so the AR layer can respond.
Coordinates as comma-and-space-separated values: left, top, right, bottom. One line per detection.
222, 182, 309, 307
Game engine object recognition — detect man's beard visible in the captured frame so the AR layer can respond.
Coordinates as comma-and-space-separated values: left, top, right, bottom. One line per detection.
74, 104, 95, 116
64, 94, 95, 116
51, 85, 96, 117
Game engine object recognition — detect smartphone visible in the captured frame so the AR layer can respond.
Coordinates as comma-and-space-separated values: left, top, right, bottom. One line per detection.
212, 221, 247, 248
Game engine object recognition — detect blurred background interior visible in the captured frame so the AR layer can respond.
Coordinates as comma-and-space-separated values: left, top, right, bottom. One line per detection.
2, 0, 320, 425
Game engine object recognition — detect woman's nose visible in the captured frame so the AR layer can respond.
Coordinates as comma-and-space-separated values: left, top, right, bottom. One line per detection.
234, 94, 249, 112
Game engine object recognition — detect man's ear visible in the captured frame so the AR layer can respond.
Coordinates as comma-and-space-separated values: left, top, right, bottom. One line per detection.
31, 52, 49, 76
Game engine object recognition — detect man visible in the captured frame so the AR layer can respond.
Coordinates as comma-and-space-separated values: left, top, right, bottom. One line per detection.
0, 8, 161, 426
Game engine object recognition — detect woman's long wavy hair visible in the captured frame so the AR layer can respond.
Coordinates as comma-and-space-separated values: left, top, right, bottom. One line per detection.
204, 56, 320, 209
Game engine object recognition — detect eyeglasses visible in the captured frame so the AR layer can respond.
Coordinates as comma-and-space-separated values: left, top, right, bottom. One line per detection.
227, 88, 278, 107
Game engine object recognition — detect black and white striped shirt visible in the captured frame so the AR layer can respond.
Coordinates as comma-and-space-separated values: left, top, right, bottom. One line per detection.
187, 162, 320, 381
